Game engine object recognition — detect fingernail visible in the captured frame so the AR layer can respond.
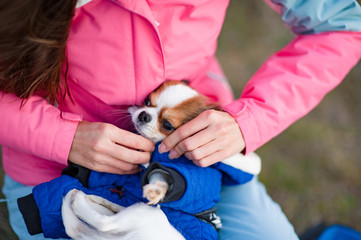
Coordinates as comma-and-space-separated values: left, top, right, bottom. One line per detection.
168, 150, 178, 159
158, 143, 166, 153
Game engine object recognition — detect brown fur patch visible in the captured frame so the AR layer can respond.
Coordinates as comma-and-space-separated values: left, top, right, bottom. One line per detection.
158, 95, 219, 136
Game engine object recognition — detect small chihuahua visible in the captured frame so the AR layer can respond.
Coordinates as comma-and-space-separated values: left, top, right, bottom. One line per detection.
128, 80, 261, 205
61, 80, 260, 240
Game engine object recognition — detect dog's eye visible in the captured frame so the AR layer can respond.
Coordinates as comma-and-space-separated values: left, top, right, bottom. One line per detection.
162, 119, 175, 131
144, 97, 151, 107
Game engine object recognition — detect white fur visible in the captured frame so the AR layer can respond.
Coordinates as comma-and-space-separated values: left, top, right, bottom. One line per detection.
62, 189, 185, 240
221, 152, 261, 175
129, 84, 199, 143
130, 107, 165, 143
143, 172, 169, 205
156, 85, 198, 109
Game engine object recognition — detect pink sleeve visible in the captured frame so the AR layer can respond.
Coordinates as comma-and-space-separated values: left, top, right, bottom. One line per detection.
0, 93, 82, 165
223, 31, 361, 154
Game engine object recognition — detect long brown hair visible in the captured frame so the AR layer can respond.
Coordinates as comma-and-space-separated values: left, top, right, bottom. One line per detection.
0, 0, 77, 105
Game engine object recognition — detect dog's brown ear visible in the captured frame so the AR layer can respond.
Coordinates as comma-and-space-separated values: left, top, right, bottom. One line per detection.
207, 102, 221, 111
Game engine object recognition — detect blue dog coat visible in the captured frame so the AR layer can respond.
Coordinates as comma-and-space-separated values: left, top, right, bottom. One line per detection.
18, 146, 255, 240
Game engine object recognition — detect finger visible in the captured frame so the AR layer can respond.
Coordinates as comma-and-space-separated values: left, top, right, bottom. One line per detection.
160, 113, 210, 153
110, 127, 155, 152
184, 139, 219, 161
192, 150, 229, 168
169, 128, 216, 159
107, 143, 152, 164
90, 151, 142, 172
93, 162, 142, 175
69, 151, 140, 174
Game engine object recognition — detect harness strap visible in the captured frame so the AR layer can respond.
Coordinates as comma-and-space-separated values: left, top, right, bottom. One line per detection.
193, 207, 222, 231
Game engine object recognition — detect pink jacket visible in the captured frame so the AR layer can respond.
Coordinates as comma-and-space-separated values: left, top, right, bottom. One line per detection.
1, 0, 361, 186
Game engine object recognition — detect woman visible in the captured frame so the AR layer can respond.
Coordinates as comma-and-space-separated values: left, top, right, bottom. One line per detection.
1, 0, 361, 239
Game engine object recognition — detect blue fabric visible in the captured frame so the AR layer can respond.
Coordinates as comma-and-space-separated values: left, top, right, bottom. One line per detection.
32, 175, 122, 239
30, 146, 255, 240
271, 0, 361, 34
318, 225, 361, 240
1, 175, 69, 240
32, 176, 80, 238
2, 174, 299, 240
150, 149, 254, 215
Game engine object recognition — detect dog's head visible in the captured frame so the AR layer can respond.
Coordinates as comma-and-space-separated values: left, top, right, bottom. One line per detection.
129, 80, 218, 143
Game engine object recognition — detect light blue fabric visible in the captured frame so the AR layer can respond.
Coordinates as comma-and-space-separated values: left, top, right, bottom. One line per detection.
217, 178, 299, 240
2, 174, 299, 240
271, 0, 361, 34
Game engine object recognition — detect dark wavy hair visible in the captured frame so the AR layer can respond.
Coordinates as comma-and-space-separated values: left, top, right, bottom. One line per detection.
0, 0, 77, 105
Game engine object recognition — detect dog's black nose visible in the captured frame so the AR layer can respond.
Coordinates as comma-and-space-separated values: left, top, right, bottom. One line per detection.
138, 111, 152, 123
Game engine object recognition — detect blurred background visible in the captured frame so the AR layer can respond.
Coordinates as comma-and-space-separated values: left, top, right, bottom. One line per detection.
1, 1, 360, 239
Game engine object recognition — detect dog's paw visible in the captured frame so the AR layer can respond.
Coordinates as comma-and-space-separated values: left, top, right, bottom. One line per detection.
143, 181, 168, 205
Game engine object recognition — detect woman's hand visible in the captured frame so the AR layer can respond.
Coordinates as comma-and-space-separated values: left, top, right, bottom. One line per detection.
158, 110, 245, 167
68, 121, 155, 174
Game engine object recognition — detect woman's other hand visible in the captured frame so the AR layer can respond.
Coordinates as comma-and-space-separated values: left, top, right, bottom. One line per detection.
159, 110, 245, 167
68, 121, 155, 174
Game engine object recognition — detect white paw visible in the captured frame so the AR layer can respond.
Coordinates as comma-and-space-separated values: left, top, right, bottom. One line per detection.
143, 181, 168, 205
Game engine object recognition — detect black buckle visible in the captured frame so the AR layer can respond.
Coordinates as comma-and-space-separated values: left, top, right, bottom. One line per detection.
62, 163, 91, 187
193, 207, 222, 231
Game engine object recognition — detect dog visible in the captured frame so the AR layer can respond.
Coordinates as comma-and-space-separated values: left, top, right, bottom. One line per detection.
128, 80, 261, 205
61, 80, 261, 239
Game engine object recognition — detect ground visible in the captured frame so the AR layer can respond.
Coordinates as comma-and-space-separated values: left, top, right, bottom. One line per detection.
1, 1, 361, 239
